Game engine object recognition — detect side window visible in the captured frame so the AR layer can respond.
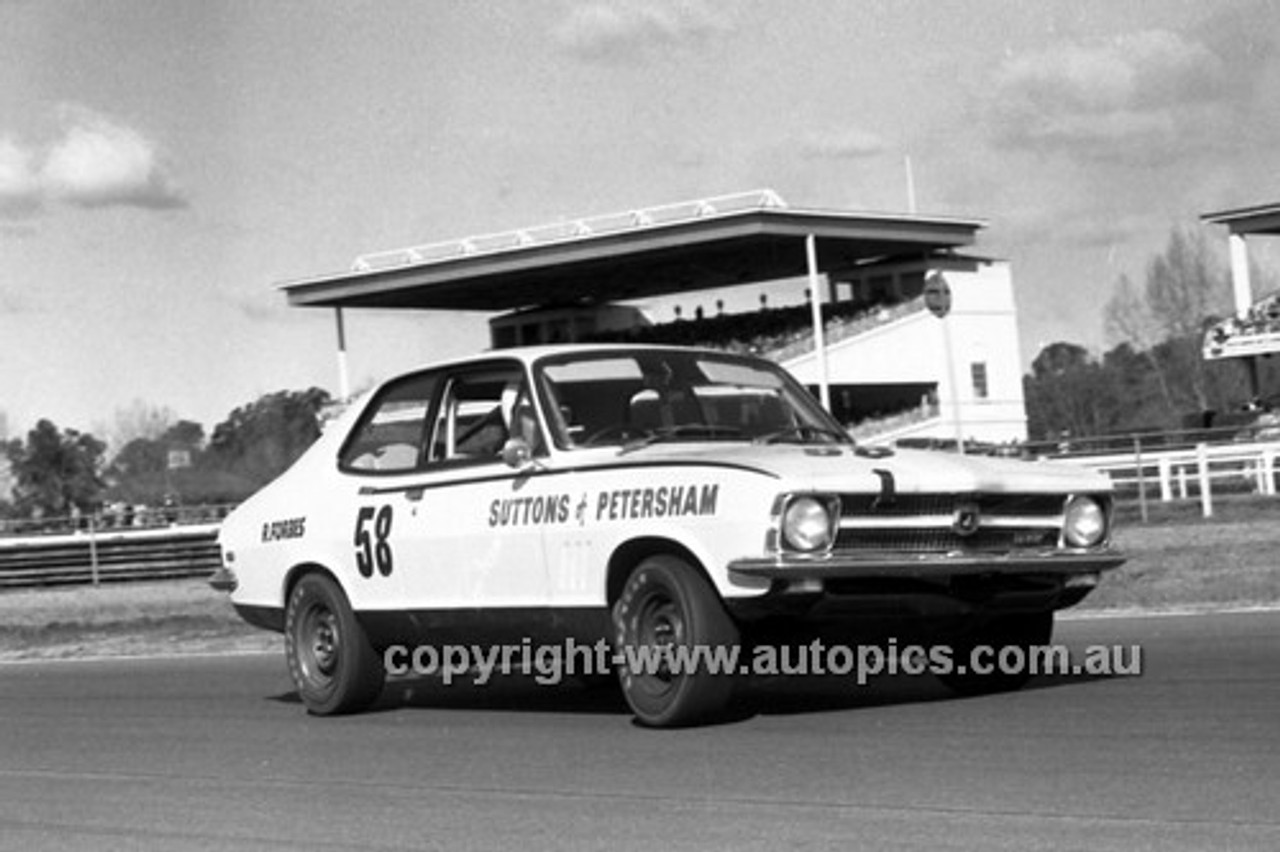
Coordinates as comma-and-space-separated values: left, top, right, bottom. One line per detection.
427, 366, 544, 464
970, 361, 989, 400
339, 372, 441, 473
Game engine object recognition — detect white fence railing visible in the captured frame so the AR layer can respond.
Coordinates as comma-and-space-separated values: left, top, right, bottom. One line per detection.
1049, 440, 1279, 519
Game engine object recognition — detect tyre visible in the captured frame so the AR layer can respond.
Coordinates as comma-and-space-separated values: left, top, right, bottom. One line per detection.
611, 554, 739, 727
936, 611, 1054, 697
285, 572, 385, 715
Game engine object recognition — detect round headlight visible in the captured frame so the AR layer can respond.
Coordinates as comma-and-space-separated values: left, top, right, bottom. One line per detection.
1063, 496, 1107, 548
782, 496, 834, 552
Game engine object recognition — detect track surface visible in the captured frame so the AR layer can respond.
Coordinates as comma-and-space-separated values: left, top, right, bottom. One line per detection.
1, 611, 1278, 851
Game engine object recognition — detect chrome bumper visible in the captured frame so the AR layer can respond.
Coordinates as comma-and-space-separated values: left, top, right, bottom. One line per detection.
727, 548, 1125, 582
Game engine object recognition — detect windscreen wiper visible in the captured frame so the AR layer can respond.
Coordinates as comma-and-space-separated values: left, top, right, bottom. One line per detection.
618, 424, 745, 455
752, 425, 851, 445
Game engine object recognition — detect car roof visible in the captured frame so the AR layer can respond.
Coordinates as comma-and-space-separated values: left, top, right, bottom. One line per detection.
396, 343, 751, 375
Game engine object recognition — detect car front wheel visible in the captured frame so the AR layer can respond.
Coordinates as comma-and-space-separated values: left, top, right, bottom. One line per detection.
612, 555, 739, 727
285, 572, 385, 715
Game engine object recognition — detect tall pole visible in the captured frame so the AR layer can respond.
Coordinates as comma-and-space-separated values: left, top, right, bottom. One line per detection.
806, 234, 831, 411
925, 272, 963, 452
904, 154, 917, 214
941, 312, 964, 452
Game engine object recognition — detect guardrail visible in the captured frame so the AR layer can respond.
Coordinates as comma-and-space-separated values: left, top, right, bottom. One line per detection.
0, 524, 222, 588
0, 503, 235, 538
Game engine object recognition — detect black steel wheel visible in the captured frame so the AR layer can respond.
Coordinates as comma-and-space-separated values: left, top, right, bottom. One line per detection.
284, 573, 384, 715
611, 554, 739, 727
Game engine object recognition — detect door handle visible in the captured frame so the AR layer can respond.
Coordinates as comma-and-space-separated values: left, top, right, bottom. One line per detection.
404, 487, 425, 502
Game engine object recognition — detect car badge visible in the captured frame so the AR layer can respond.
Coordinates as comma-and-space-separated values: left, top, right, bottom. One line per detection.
951, 501, 981, 537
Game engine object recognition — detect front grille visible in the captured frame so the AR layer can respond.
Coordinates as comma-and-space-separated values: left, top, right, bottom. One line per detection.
835, 527, 1059, 553
837, 492, 1065, 518
832, 492, 1064, 554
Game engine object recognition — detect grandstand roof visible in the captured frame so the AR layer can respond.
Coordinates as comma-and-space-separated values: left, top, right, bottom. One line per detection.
281, 190, 985, 312
1202, 202, 1280, 236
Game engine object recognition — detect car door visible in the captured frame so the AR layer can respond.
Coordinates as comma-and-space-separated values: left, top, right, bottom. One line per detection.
337, 359, 553, 614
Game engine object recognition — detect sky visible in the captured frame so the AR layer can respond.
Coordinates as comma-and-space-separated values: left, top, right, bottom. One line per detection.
3, 0, 1280, 442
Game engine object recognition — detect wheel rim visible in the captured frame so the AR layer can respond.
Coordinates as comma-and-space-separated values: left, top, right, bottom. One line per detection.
632, 586, 685, 686
298, 604, 340, 686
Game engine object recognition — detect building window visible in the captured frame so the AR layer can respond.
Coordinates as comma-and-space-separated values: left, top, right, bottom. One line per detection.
970, 362, 989, 400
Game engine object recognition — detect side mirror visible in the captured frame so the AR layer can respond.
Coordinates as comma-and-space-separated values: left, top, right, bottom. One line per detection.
500, 437, 534, 469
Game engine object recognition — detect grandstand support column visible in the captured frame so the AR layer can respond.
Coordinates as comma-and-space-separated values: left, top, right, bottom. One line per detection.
1229, 232, 1253, 318
806, 234, 831, 411
1228, 233, 1262, 399
334, 307, 351, 402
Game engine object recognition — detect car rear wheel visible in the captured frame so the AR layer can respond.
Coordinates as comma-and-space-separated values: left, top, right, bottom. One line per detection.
612, 555, 739, 727
285, 573, 384, 715
936, 611, 1054, 697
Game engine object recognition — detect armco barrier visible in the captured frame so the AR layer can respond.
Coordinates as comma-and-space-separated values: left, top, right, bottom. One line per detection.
0, 524, 222, 588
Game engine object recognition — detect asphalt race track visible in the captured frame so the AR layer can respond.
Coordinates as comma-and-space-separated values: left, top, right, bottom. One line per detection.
1, 611, 1277, 851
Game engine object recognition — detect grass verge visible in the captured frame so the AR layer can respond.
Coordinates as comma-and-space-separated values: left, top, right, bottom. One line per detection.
0, 579, 276, 661
1088, 498, 1280, 611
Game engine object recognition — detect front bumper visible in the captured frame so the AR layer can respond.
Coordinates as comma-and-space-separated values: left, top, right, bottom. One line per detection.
728, 547, 1125, 583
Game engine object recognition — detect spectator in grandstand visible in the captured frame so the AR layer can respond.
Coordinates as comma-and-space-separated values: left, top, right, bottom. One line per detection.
1256, 404, 1280, 441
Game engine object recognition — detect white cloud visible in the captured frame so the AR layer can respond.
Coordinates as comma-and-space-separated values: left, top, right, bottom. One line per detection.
41, 106, 186, 210
0, 137, 43, 219
0, 106, 186, 222
989, 29, 1229, 161
553, 0, 730, 63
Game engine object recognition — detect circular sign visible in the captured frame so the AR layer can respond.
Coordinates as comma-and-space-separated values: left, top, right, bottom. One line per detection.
924, 273, 951, 318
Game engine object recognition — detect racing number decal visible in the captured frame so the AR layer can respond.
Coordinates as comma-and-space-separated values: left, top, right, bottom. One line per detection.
354, 505, 394, 577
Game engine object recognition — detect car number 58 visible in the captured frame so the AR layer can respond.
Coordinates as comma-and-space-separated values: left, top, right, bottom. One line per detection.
354, 505, 394, 577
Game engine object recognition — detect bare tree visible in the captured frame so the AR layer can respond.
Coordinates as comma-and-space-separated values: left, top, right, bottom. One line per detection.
1105, 273, 1177, 417
1104, 226, 1232, 415
99, 399, 177, 452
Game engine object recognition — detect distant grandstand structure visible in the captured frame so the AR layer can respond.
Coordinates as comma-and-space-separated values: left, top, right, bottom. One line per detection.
283, 190, 1027, 444
1202, 202, 1280, 405
553, 252, 1026, 444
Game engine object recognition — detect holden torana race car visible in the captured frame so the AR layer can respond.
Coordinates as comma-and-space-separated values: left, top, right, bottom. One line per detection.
213, 344, 1124, 726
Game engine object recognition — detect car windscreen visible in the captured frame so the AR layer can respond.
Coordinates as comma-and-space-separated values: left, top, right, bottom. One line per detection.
535, 350, 850, 449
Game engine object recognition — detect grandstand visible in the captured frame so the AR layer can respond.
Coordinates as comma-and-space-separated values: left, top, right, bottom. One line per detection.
283, 190, 1027, 445
552, 252, 1027, 443
1202, 202, 1280, 405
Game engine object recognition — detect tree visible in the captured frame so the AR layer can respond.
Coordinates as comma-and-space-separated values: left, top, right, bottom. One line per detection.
203, 388, 331, 494
1023, 342, 1120, 441
3, 420, 106, 519
1099, 342, 1166, 432
1104, 226, 1233, 417
104, 419, 207, 504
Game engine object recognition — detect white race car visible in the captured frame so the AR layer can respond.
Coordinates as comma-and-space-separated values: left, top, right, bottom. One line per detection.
213, 344, 1123, 726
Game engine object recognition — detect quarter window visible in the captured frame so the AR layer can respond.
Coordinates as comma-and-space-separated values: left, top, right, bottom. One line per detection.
340, 372, 441, 473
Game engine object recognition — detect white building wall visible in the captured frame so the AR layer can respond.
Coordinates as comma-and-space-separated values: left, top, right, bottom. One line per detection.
784, 259, 1028, 444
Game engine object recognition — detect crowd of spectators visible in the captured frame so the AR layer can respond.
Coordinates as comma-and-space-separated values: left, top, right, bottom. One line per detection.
1204, 292, 1280, 357
586, 296, 925, 360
